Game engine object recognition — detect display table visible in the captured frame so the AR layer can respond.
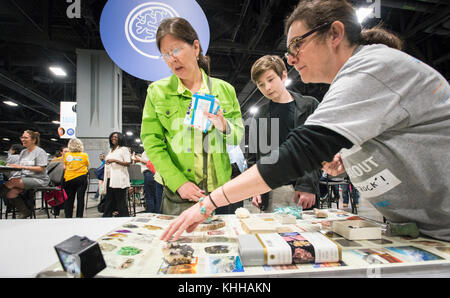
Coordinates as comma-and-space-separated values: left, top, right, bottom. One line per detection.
0, 166, 21, 173
2, 210, 450, 278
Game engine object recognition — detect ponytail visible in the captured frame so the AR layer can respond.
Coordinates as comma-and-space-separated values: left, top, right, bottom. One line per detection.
360, 26, 403, 50
197, 53, 211, 76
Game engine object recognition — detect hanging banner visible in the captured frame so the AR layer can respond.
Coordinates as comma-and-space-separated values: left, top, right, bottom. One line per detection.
59, 102, 77, 139
99, 0, 210, 82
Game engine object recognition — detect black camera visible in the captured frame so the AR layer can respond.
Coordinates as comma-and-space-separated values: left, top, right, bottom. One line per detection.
54, 235, 106, 278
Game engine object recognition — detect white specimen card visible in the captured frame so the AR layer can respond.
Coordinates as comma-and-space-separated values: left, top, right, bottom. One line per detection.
185, 93, 220, 133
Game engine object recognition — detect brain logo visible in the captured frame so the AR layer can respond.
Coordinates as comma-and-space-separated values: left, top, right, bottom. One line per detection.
66, 154, 74, 163
125, 2, 179, 59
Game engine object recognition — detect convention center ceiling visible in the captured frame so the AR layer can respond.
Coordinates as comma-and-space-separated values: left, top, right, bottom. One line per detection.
0, 0, 449, 154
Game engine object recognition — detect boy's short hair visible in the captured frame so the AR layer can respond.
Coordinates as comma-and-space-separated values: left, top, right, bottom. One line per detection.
251, 55, 287, 84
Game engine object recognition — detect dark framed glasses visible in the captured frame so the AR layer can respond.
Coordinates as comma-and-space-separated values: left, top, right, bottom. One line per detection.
284, 22, 331, 59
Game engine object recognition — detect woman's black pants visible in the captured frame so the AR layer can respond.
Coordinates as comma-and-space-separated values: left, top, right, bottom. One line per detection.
64, 174, 88, 218
102, 179, 129, 217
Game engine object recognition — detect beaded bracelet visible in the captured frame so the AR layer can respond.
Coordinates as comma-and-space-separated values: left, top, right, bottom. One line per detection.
198, 197, 212, 221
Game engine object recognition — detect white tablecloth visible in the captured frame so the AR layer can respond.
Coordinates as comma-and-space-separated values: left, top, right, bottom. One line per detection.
0, 217, 130, 278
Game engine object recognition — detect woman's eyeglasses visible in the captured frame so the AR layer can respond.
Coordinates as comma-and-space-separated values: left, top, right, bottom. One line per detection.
160, 47, 185, 61
284, 22, 331, 59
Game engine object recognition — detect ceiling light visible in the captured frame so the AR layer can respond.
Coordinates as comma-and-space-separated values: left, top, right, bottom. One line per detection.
49, 66, 67, 77
52, 120, 60, 124
356, 7, 373, 23
3, 100, 18, 107
126, 131, 133, 136
50, 138, 58, 141
249, 106, 258, 115
135, 138, 141, 143
2, 138, 10, 141
284, 78, 292, 87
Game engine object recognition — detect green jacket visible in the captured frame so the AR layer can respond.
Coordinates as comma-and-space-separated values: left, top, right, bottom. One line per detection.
141, 71, 244, 193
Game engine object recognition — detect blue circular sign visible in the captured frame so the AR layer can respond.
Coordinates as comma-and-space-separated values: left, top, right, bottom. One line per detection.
100, 0, 210, 82
67, 128, 75, 136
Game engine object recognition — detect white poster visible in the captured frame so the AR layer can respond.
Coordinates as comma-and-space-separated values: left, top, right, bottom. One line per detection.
59, 102, 77, 139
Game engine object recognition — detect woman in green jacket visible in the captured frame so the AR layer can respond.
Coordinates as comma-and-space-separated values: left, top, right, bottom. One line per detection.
140, 17, 244, 215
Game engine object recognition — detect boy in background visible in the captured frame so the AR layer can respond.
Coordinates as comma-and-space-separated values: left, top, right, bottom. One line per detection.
247, 55, 321, 211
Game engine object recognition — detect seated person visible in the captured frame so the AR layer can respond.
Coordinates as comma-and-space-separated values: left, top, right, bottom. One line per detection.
0, 130, 49, 218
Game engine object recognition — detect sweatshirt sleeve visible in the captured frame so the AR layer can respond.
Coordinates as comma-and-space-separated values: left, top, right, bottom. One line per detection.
256, 125, 353, 190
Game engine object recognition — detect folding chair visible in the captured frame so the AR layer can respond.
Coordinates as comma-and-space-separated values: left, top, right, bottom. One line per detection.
1, 190, 36, 219
319, 173, 358, 214
127, 164, 144, 216
31, 162, 65, 218
319, 173, 345, 210
85, 168, 99, 212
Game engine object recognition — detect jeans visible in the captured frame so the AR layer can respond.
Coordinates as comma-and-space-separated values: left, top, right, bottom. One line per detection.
342, 183, 359, 204
64, 174, 87, 218
143, 171, 163, 213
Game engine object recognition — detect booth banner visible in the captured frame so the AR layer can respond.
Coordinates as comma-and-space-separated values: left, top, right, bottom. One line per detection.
59, 102, 77, 139
100, 0, 210, 82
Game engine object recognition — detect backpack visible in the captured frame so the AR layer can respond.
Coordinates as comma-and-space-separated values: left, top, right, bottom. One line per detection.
42, 162, 67, 207
43, 186, 68, 207
46, 162, 65, 187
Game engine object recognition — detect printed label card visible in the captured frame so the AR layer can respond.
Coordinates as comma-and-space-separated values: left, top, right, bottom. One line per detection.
184, 93, 220, 133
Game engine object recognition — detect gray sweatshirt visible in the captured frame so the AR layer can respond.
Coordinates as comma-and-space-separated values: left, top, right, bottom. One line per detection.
306, 44, 450, 241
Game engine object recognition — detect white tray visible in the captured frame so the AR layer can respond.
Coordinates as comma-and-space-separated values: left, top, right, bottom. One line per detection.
332, 220, 381, 240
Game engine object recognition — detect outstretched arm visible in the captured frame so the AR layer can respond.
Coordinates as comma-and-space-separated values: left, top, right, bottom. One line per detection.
160, 165, 270, 241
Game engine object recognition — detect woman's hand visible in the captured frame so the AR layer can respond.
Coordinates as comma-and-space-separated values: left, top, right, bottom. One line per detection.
322, 153, 346, 176
106, 158, 122, 165
105, 159, 116, 164
161, 201, 212, 241
204, 108, 227, 133
177, 181, 205, 202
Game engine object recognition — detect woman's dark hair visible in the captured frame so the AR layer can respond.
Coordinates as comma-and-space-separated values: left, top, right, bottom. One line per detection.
108, 132, 126, 148
360, 24, 403, 50
285, 0, 402, 49
24, 130, 40, 146
10, 143, 24, 155
156, 17, 211, 75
